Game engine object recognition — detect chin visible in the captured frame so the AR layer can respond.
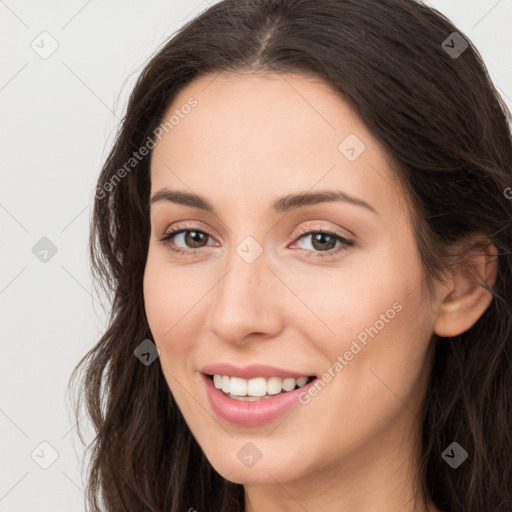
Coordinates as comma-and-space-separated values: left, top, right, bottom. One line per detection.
203, 447, 305, 485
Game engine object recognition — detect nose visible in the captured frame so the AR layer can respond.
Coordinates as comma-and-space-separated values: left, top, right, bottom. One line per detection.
206, 251, 285, 345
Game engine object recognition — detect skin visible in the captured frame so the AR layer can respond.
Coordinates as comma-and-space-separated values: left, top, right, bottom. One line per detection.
143, 71, 497, 512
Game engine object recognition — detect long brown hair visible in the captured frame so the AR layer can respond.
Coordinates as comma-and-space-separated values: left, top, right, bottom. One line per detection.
68, 0, 512, 510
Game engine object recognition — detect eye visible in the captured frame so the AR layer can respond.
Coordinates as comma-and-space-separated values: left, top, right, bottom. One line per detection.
289, 225, 354, 258
157, 223, 217, 256
157, 223, 355, 259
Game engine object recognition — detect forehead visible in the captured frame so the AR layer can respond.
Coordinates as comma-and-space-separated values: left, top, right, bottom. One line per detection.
149, 71, 406, 221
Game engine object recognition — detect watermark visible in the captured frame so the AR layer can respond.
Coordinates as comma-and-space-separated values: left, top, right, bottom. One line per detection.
298, 301, 403, 405
504, 187, 512, 200
441, 441, 468, 469
30, 441, 59, 469
95, 96, 198, 200
441, 32, 468, 59
32, 236, 58, 263
237, 442, 263, 468
30, 31, 59, 60
338, 133, 366, 161
134, 338, 160, 366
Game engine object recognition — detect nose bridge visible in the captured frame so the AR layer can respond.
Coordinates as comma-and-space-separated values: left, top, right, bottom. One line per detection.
207, 238, 282, 342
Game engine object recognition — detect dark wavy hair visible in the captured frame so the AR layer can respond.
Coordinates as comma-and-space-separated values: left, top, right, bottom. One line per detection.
68, 0, 512, 510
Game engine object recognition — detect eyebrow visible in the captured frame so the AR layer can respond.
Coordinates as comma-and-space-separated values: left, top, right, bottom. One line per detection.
150, 188, 378, 215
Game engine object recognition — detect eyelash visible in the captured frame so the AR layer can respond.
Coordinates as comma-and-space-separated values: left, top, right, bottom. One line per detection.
157, 223, 355, 259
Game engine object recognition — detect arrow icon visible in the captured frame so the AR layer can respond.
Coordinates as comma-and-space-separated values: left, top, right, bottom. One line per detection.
339, 133, 365, 161
32, 237, 58, 262
441, 441, 468, 468
441, 32, 468, 59
237, 441, 262, 467
134, 339, 160, 365
236, 236, 263, 263
31, 441, 59, 469
30, 31, 59, 60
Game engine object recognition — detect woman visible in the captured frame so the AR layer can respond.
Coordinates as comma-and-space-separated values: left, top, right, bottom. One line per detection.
69, 0, 512, 510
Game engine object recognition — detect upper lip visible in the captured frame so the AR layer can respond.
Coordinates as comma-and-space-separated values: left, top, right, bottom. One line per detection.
200, 363, 315, 380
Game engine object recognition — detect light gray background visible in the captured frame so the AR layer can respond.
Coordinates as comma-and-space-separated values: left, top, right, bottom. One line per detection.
1, 1, 511, 510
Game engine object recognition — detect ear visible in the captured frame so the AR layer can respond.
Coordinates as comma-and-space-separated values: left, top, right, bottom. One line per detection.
434, 236, 498, 338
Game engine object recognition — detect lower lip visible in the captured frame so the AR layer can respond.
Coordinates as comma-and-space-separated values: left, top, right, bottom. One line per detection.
201, 373, 317, 427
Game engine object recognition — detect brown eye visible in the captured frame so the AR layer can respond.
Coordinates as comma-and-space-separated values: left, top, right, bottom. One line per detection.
290, 227, 355, 259
181, 230, 209, 248
309, 232, 338, 251
161, 229, 211, 249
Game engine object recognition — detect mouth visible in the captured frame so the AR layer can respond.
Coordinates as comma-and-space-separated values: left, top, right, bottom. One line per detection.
201, 372, 319, 426
205, 373, 317, 401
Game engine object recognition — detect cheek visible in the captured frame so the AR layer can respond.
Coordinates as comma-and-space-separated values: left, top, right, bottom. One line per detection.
143, 257, 171, 339
143, 259, 198, 407
284, 256, 409, 350
143, 252, 219, 385
143, 254, 196, 355
286, 239, 430, 382
304, 268, 431, 426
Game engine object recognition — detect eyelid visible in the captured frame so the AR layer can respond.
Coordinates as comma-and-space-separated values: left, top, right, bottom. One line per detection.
291, 223, 354, 243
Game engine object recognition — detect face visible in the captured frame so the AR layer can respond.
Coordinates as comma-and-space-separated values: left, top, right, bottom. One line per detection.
143, 71, 438, 488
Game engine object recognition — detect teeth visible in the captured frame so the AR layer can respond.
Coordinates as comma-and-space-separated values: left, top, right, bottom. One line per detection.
231, 377, 248, 396
282, 377, 296, 392
212, 374, 312, 397
267, 376, 282, 395
296, 376, 308, 387
221, 375, 230, 394
248, 377, 267, 396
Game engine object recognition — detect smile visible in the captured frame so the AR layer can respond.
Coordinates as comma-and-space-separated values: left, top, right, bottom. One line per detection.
211, 374, 314, 400
201, 372, 318, 426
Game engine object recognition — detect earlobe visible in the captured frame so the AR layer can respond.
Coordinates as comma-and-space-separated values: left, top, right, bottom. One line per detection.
433, 238, 498, 338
